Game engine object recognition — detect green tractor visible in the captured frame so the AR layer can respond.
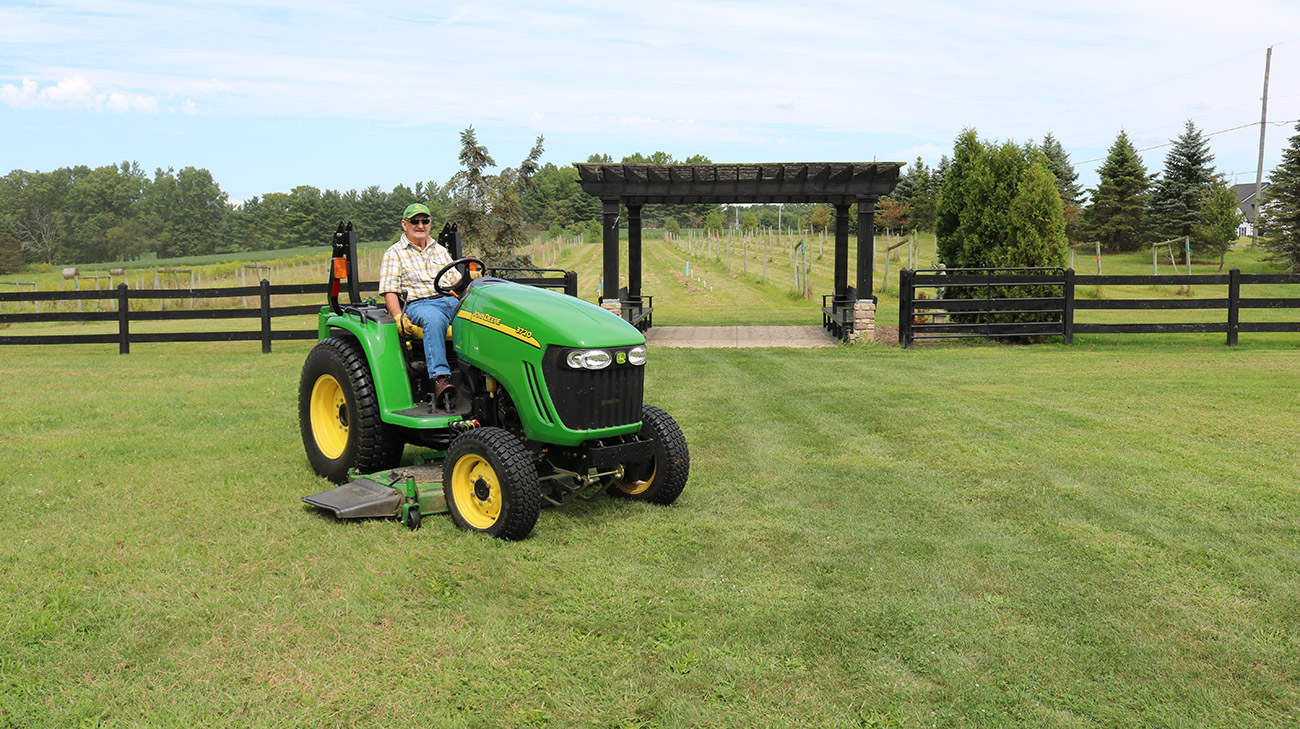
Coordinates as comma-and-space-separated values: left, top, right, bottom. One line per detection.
299, 222, 689, 540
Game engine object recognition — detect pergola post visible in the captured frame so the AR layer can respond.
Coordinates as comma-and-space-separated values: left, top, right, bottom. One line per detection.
857, 196, 876, 299
601, 199, 621, 317
628, 204, 643, 300
833, 203, 851, 302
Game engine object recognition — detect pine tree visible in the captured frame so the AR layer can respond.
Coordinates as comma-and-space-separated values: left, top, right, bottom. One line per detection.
0, 231, 23, 273
1039, 132, 1082, 206
449, 128, 543, 267
1039, 132, 1082, 241
1147, 120, 1217, 252
1084, 130, 1150, 252
1261, 121, 1300, 271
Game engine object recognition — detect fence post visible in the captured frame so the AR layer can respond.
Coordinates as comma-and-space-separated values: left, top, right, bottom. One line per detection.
117, 283, 130, 354
260, 279, 272, 354
1227, 267, 1240, 346
1063, 268, 1075, 345
899, 268, 914, 349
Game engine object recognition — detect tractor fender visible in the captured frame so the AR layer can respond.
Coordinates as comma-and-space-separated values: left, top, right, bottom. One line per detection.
321, 313, 416, 416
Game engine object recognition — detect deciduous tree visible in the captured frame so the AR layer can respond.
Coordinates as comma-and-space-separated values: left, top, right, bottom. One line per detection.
1194, 176, 1243, 271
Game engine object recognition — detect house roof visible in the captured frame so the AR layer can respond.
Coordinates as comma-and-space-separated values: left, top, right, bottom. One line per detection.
1232, 182, 1270, 221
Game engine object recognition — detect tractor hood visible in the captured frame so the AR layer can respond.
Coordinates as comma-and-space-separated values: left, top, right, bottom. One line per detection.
459, 279, 645, 349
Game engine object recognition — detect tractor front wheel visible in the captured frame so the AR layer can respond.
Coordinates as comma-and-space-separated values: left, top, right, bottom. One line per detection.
612, 405, 690, 505
299, 336, 403, 483
443, 428, 541, 540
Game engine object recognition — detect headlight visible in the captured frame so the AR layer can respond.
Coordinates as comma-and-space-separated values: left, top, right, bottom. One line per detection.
582, 349, 612, 369
627, 345, 647, 366
565, 349, 612, 370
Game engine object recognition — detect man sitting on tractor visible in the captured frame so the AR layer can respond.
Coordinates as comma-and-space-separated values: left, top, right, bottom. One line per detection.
379, 203, 461, 406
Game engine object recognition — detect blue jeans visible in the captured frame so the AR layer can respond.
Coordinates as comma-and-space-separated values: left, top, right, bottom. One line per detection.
405, 296, 459, 379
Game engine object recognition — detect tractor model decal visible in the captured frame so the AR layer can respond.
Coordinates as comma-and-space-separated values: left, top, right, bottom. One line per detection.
457, 309, 542, 348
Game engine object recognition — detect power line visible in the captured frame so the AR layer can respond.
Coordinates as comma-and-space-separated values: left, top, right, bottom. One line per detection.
1079, 119, 1300, 164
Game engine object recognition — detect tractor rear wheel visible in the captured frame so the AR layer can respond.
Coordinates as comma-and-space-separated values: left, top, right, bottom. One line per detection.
299, 336, 403, 483
443, 428, 540, 540
612, 405, 690, 505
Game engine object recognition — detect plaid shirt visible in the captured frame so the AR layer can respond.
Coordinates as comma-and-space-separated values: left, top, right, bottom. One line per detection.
378, 234, 461, 301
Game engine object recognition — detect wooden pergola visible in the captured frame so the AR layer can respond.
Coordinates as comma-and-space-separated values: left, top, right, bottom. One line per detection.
574, 162, 901, 338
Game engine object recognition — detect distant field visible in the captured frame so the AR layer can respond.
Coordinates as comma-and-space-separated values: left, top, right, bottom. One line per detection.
3, 232, 1297, 345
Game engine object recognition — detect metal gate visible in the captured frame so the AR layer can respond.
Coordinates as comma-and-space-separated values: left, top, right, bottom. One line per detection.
898, 267, 1072, 349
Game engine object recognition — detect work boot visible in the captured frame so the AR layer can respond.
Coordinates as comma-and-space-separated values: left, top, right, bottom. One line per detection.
433, 375, 456, 410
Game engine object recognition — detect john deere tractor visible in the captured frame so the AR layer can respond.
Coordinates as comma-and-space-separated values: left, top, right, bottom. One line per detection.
299, 222, 689, 540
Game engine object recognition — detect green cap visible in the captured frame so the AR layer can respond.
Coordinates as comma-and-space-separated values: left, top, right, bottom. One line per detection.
402, 203, 431, 219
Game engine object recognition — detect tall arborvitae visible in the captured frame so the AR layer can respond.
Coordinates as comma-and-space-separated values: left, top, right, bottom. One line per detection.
1147, 120, 1217, 253
1084, 130, 1150, 252
1261, 121, 1300, 271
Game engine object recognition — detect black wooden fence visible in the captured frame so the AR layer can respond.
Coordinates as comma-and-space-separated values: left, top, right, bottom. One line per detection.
899, 267, 1300, 348
0, 269, 579, 354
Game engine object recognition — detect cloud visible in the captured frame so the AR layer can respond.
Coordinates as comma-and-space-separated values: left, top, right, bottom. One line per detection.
0, 76, 159, 113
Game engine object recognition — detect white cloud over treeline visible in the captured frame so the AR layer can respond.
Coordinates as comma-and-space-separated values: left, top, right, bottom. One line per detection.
0, 76, 159, 113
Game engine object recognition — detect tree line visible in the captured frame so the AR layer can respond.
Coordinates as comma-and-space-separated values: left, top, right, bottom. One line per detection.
4, 121, 1300, 275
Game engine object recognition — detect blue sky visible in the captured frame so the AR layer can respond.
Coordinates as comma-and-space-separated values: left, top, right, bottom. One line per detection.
2, 0, 1299, 203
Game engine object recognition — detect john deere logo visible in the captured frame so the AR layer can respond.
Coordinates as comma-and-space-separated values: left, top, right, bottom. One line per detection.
616, 352, 627, 365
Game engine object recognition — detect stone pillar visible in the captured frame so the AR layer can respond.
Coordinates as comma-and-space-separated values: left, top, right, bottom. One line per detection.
600, 299, 622, 317
848, 298, 876, 343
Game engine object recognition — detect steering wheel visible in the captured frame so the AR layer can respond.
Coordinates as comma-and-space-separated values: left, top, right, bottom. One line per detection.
433, 256, 484, 297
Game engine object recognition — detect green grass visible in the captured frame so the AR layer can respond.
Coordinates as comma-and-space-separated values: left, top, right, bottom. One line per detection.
2, 340, 1299, 727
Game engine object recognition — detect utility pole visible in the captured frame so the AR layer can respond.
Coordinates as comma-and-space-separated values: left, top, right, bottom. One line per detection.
1253, 46, 1272, 245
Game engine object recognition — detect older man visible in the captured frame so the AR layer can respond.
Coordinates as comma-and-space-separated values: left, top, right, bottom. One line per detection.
378, 203, 461, 405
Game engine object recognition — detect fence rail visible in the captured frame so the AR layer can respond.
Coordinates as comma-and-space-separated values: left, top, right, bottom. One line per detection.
0, 268, 578, 353
899, 267, 1300, 348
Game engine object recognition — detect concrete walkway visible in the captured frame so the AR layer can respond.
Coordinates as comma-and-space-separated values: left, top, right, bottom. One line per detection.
644, 326, 837, 349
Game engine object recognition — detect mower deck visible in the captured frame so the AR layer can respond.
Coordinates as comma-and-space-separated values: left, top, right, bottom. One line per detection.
303, 461, 448, 524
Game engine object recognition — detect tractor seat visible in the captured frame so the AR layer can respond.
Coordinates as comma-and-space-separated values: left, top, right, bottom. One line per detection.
397, 313, 453, 341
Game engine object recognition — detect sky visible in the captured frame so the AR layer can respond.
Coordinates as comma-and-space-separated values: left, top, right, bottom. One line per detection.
2, 0, 1299, 205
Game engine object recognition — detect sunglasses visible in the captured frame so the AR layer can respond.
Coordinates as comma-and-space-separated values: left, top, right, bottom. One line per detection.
407, 217, 432, 226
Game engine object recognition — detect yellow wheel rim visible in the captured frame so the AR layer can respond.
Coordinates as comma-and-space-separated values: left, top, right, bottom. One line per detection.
616, 458, 656, 495
451, 454, 502, 529
309, 374, 349, 460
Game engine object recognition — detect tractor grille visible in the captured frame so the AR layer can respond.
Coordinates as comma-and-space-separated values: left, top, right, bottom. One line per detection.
541, 347, 644, 430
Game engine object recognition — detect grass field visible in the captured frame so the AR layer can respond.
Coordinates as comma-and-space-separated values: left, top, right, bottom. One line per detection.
3, 337, 1299, 728
3, 233, 1300, 726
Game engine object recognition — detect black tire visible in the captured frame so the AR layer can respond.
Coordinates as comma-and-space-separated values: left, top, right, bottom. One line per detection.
612, 405, 690, 505
299, 336, 403, 483
443, 428, 541, 540
404, 506, 422, 530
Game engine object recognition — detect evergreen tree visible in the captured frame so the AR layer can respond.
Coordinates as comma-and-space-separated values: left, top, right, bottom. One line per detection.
449, 128, 543, 267
1039, 133, 1082, 205
890, 157, 938, 231
1083, 130, 1150, 252
1147, 120, 1217, 252
935, 129, 1068, 327
1039, 132, 1082, 241
0, 230, 23, 273
1261, 121, 1300, 272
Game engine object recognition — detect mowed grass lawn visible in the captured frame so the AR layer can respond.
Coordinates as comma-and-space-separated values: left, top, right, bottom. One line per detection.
2, 338, 1299, 728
